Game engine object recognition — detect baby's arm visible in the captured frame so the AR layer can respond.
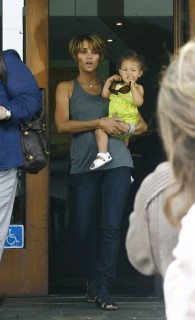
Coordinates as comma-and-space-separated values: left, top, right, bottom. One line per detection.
131, 83, 144, 107
102, 74, 121, 98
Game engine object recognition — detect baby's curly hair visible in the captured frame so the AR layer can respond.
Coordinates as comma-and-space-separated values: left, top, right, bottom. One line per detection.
117, 50, 146, 74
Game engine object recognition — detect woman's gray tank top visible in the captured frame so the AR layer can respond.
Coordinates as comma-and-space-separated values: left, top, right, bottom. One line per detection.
69, 79, 133, 174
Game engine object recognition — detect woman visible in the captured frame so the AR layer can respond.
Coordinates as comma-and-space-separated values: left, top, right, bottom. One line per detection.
0, 49, 41, 263
157, 39, 195, 320
125, 161, 180, 278
55, 33, 147, 311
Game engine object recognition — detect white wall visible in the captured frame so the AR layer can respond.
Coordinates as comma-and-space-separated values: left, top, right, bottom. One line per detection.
2, 0, 24, 59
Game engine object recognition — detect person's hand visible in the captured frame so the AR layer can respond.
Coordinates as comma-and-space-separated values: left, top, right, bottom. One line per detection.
100, 117, 129, 135
105, 74, 121, 86
130, 80, 135, 86
0, 106, 6, 120
110, 74, 121, 82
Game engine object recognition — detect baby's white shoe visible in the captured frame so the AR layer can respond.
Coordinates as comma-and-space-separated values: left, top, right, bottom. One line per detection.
90, 152, 112, 170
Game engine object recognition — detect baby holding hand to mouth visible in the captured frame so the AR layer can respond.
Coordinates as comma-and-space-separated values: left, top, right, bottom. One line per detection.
90, 50, 146, 171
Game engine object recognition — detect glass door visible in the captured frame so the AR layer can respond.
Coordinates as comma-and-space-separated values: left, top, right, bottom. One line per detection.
48, 0, 188, 295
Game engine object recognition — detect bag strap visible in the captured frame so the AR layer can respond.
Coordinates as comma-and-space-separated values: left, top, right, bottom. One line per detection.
39, 88, 46, 118
0, 52, 7, 83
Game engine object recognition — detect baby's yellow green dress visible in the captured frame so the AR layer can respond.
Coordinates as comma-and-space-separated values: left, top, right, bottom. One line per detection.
108, 83, 139, 139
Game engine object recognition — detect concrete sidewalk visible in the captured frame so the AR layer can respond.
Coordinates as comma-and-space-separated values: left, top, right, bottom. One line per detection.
0, 295, 165, 320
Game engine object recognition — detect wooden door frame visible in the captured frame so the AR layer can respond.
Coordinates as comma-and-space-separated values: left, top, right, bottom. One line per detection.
0, 0, 49, 295
173, 0, 190, 52
174, 0, 184, 50
189, 0, 195, 37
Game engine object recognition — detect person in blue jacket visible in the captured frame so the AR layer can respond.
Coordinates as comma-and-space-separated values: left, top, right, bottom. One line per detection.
0, 49, 41, 261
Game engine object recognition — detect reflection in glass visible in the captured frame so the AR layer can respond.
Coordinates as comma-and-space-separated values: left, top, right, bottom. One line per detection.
48, 0, 187, 293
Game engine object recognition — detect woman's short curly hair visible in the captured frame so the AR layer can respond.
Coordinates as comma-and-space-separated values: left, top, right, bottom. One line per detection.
69, 33, 106, 62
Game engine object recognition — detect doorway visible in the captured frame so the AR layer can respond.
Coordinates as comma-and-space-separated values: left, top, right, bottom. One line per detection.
48, 0, 188, 295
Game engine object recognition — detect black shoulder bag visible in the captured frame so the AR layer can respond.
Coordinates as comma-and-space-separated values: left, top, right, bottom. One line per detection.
0, 52, 50, 174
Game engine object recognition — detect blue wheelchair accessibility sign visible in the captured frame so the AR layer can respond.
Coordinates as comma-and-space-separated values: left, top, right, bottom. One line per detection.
4, 225, 24, 248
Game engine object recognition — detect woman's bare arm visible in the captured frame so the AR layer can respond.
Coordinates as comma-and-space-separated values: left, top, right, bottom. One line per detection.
55, 81, 131, 135
55, 81, 100, 133
133, 112, 147, 136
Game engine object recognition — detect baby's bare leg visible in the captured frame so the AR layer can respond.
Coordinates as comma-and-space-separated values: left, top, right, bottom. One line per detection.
95, 129, 109, 153
90, 129, 112, 170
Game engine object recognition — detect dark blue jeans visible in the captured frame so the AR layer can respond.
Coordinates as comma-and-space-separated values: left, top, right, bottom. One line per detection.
69, 166, 131, 290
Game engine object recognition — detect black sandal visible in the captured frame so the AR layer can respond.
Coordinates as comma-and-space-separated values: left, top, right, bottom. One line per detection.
85, 282, 97, 303
96, 289, 119, 311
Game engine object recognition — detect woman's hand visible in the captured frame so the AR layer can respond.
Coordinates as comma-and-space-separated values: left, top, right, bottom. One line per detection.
100, 117, 129, 135
100, 112, 147, 136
